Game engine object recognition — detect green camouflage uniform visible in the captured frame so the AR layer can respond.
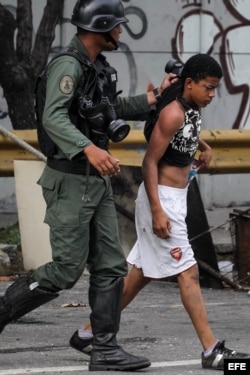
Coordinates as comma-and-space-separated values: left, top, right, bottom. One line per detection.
34, 35, 149, 290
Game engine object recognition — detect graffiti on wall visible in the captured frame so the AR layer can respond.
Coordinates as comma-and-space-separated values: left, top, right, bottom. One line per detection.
220, 0, 250, 129
171, 0, 250, 129
0, 0, 249, 129
120, 0, 250, 129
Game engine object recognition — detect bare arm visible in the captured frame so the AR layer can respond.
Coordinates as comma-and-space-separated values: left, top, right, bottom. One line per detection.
142, 101, 184, 238
197, 138, 212, 169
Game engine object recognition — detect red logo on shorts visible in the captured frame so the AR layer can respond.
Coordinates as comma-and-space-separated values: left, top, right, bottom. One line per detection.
170, 247, 182, 261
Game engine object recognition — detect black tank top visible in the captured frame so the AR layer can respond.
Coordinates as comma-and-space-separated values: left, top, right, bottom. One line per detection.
160, 96, 201, 167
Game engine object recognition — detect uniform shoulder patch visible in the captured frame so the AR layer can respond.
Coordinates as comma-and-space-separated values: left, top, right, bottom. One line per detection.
59, 75, 74, 94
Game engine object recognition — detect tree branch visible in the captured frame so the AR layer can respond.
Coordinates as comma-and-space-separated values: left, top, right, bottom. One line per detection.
0, 1, 65, 129
16, 0, 33, 63
0, 5, 17, 89
32, 0, 65, 77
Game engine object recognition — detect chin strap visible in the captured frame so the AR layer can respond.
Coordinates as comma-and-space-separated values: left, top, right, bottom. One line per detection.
103, 32, 118, 50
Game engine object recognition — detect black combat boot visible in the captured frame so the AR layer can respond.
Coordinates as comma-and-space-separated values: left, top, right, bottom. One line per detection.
0, 274, 58, 333
88, 278, 151, 371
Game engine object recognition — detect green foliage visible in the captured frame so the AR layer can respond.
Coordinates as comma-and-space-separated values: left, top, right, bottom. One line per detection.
0, 225, 20, 245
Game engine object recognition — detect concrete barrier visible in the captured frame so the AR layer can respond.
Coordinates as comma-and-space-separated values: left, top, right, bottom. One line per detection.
14, 160, 52, 270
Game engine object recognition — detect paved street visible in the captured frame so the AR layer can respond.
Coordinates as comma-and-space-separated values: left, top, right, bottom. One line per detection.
0, 275, 250, 375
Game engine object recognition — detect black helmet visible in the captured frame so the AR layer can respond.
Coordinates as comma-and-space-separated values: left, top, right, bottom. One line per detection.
71, 0, 129, 32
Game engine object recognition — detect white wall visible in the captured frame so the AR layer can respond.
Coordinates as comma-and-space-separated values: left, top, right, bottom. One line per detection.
1, 0, 250, 209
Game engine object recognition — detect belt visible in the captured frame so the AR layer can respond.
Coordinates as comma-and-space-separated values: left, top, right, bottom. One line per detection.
47, 158, 100, 175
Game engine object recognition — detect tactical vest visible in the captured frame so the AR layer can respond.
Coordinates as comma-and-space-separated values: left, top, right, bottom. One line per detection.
35, 47, 118, 157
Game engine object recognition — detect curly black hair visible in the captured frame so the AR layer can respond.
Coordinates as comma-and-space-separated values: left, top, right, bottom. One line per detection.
158, 54, 223, 112
181, 53, 223, 82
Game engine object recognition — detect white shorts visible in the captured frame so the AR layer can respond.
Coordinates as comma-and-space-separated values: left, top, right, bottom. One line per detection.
127, 183, 196, 278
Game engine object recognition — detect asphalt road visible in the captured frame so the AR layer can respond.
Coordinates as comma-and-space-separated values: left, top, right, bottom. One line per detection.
0, 275, 250, 375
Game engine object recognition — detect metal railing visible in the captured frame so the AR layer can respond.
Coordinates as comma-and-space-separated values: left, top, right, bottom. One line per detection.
1, 127, 250, 176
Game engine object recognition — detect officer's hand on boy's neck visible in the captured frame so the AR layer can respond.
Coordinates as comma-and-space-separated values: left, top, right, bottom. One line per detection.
161, 73, 179, 92
148, 73, 178, 105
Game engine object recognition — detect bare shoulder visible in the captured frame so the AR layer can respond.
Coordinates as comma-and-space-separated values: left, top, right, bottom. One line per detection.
159, 99, 184, 125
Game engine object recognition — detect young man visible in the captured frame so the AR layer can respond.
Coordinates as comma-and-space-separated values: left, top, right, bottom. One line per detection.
69, 53, 250, 370
0, 0, 177, 372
